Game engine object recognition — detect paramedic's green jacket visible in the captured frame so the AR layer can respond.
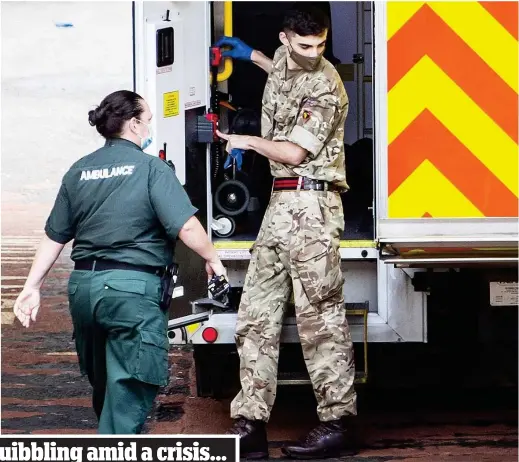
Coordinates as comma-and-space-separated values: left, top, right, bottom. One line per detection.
46, 137, 196, 266
45, 138, 197, 434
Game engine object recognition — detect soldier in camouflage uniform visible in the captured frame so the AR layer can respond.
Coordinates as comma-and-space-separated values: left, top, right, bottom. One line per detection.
215, 5, 357, 459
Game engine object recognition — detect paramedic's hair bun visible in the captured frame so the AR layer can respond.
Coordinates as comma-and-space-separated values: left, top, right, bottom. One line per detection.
88, 90, 145, 139
88, 106, 109, 127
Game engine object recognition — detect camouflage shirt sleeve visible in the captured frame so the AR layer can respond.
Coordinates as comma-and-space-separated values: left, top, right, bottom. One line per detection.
287, 83, 347, 157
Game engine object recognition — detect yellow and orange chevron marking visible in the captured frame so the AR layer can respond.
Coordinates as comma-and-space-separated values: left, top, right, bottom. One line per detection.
387, 1, 518, 218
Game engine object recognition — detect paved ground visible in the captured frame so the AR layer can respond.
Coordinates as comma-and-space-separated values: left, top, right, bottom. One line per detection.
2, 233, 517, 460
1, 1, 133, 245
1, 2, 517, 461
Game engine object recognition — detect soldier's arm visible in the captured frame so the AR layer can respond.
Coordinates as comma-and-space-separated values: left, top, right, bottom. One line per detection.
287, 86, 347, 159
216, 130, 307, 166
251, 82, 348, 163
251, 50, 273, 73
215, 37, 273, 73
247, 137, 307, 165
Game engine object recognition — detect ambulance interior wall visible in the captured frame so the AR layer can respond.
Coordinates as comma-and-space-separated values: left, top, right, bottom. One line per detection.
210, 1, 375, 242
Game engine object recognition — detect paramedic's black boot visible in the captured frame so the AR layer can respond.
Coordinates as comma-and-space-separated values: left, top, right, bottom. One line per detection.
227, 417, 269, 459
281, 418, 356, 459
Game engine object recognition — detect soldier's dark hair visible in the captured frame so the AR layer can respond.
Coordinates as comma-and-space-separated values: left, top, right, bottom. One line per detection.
88, 90, 144, 139
282, 4, 330, 37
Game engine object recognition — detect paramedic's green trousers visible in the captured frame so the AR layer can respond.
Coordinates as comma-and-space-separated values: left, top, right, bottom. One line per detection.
67, 269, 169, 434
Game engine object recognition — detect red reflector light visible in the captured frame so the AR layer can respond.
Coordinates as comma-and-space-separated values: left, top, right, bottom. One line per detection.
159, 150, 166, 160
202, 327, 218, 343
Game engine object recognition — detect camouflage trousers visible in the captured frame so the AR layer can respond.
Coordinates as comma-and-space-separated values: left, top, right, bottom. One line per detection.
230, 190, 357, 422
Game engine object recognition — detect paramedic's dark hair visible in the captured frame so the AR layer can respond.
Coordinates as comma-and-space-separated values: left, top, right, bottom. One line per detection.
88, 90, 144, 139
282, 5, 330, 37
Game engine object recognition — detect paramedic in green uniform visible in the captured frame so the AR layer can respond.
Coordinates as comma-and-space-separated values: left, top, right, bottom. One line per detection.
13, 90, 226, 434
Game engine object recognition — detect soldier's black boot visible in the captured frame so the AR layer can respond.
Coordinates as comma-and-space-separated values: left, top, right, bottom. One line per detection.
227, 417, 269, 460
281, 418, 356, 459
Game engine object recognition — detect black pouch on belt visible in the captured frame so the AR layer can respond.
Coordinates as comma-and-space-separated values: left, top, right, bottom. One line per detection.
159, 263, 179, 311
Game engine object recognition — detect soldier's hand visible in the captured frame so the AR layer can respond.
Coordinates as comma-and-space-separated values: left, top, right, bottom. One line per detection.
214, 36, 253, 61
206, 259, 227, 280
216, 130, 252, 151
13, 287, 41, 328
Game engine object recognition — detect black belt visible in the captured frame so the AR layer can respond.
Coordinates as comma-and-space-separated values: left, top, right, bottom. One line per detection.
74, 259, 165, 277
272, 176, 340, 192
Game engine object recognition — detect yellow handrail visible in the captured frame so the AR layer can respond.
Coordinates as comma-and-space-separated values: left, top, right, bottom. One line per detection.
217, 1, 233, 82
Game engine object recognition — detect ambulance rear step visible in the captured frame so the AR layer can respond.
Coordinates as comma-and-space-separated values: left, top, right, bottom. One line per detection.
278, 370, 367, 386
168, 312, 212, 330
167, 298, 229, 344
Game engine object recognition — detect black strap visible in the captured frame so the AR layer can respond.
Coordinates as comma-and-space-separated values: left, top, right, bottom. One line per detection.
74, 259, 164, 276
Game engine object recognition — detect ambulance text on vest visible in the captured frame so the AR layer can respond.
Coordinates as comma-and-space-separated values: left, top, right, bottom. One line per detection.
80, 165, 135, 181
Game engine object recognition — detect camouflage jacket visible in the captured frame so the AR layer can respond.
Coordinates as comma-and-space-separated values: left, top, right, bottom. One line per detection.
261, 46, 349, 191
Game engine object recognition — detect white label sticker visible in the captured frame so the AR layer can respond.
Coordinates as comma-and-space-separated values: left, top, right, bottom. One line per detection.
185, 100, 202, 109
156, 66, 172, 75
172, 286, 184, 299
217, 249, 251, 260
489, 282, 518, 306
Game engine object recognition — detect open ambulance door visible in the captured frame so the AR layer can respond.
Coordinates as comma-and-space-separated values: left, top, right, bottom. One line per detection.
132, 1, 223, 345
132, 1, 211, 184
373, 2, 519, 269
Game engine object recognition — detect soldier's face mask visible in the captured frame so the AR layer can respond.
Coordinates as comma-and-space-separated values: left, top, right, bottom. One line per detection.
135, 119, 153, 150
287, 39, 324, 72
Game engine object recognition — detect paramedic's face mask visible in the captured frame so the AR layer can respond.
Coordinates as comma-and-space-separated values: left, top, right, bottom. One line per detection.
284, 32, 327, 72
135, 118, 153, 150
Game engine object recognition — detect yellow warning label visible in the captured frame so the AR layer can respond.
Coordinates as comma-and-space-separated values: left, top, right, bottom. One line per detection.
163, 91, 179, 118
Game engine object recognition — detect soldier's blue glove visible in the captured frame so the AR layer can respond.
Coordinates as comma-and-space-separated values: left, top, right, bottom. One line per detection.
214, 36, 253, 61
224, 148, 244, 171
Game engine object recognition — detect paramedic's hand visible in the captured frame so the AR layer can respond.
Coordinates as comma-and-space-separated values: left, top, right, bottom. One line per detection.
13, 287, 41, 328
206, 258, 227, 280
215, 36, 253, 61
